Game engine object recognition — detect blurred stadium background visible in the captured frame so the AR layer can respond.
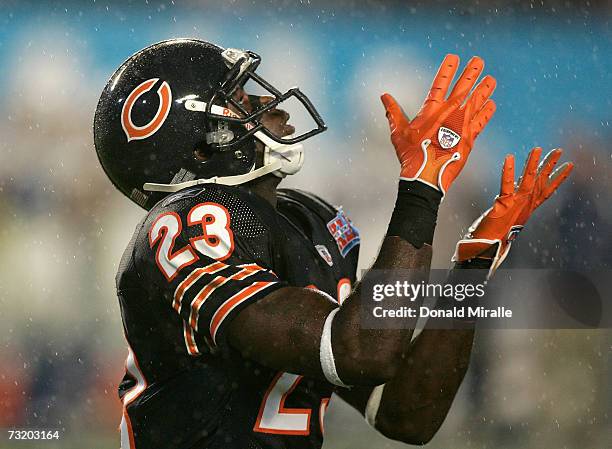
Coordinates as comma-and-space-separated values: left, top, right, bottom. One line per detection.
0, 0, 610, 448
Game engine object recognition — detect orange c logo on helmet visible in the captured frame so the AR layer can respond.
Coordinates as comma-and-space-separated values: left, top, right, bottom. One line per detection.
121, 78, 172, 142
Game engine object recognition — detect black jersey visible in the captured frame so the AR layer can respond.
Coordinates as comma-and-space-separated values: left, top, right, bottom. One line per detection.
116, 184, 359, 449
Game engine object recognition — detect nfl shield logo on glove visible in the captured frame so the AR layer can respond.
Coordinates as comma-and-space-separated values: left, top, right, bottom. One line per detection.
438, 126, 461, 149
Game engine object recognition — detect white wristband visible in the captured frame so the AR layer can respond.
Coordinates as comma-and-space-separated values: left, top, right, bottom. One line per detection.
365, 384, 386, 427
319, 308, 351, 388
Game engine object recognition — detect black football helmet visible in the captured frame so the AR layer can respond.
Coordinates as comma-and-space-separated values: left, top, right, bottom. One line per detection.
94, 38, 326, 210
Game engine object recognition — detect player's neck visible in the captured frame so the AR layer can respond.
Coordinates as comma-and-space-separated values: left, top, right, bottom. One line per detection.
245, 174, 281, 208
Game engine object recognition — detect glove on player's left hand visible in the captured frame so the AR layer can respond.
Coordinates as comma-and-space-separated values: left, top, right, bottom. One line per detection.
381, 54, 497, 195
453, 147, 573, 275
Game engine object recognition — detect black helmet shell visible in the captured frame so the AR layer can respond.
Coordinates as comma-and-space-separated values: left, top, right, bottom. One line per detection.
94, 39, 256, 210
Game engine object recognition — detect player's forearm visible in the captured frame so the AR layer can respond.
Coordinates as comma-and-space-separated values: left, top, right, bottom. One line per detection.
332, 181, 441, 385
332, 238, 432, 384
372, 260, 489, 444
374, 327, 475, 444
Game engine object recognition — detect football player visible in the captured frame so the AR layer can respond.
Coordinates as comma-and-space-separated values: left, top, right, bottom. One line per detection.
94, 39, 572, 448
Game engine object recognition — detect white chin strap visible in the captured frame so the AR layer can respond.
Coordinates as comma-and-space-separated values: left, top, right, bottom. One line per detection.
259, 132, 304, 178
143, 100, 304, 194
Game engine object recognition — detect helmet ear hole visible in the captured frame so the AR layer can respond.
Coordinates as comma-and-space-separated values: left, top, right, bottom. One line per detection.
194, 146, 213, 162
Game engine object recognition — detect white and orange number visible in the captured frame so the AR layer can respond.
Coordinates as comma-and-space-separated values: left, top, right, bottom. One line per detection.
254, 372, 330, 436
148, 203, 234, 281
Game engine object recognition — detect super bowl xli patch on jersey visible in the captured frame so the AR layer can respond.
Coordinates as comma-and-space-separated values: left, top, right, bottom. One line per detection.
326, 208, 360, 258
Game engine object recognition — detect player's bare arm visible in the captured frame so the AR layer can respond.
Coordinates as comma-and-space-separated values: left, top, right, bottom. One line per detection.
339, 148, 573, 445
228, 54, 496, 386
229, 238, 431, 384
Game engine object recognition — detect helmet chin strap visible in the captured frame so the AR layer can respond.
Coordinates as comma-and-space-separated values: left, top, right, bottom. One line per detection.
259, 132, 304, 178
143, 160, 283, 193
143, 100, 303, 193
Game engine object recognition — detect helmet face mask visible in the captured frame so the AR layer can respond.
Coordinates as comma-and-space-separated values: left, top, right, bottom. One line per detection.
93, 39, 326, 210
204, 48, 326, 148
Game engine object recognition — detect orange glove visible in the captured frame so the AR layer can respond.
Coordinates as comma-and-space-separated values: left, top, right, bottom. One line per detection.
382, 54, 496, 195
453, 147, 574, 275
515, 148, 574, 226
